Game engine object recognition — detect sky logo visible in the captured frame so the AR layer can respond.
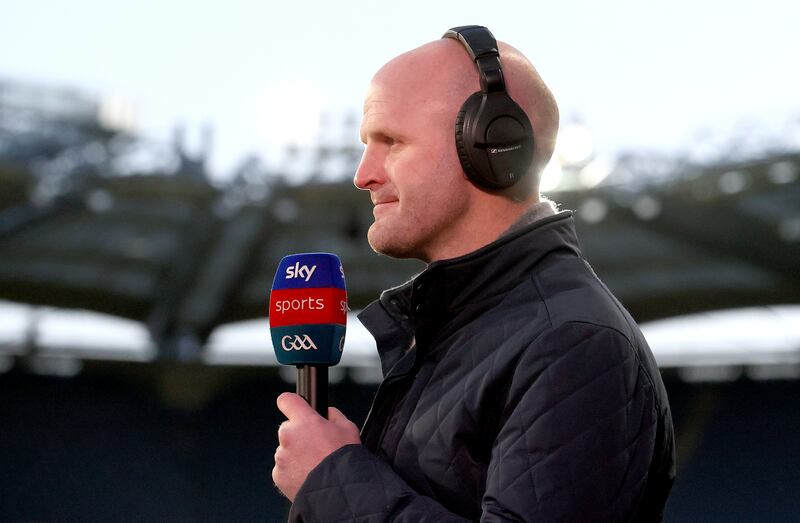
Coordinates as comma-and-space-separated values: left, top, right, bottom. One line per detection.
285, 262, 317, 282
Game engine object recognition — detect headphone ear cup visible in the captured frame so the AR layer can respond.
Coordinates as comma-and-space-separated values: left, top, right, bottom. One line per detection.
455, 91, 534, 190
454, 93, 483, 185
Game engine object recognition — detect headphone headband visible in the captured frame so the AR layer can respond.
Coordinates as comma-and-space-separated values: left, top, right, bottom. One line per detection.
442, 26, 505, 93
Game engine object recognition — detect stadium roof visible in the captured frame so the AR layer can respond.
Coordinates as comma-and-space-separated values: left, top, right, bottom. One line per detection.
1, 150, 799, 360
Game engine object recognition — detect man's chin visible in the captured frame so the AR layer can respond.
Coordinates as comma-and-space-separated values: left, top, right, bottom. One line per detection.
367, 226, 419, 260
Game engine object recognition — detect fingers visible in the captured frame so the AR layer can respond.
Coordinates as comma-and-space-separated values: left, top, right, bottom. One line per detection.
273, 401, 359, 503
277, 420, 291, 445
326, 406, 345, 423
328, 407, 361, 439
271, 449, 293, 501
274, 444, 286, 467
327, 407, 353, 427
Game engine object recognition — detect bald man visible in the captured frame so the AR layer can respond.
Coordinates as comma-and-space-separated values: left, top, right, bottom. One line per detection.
273, 26, 675, 522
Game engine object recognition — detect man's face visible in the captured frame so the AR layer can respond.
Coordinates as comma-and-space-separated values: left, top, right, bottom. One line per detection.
354, 71, 472, 262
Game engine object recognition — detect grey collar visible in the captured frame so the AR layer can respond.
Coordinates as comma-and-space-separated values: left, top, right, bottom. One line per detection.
501, 198, 558, 238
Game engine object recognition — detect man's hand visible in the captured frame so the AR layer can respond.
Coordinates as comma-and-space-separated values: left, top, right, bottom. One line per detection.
273, 392, 361, 502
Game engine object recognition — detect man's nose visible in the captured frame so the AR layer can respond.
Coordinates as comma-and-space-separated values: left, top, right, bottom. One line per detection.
354, 146, 384, 190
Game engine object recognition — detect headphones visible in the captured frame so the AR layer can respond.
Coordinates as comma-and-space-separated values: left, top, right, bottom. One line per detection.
442, 26, 535, 190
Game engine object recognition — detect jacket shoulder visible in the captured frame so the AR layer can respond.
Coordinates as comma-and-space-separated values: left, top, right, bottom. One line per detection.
531, 253, 640, 344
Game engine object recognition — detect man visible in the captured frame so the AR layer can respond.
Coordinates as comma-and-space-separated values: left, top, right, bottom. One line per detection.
273, 26, 675, 521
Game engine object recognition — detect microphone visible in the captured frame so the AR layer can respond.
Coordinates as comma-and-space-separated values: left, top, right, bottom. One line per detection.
269, 253, 347, 418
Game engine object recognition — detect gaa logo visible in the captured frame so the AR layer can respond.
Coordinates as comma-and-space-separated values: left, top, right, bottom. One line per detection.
281, 334, 318, 351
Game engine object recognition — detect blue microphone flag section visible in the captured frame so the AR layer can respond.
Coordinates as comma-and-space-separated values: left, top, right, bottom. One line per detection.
271, 252, 346, 291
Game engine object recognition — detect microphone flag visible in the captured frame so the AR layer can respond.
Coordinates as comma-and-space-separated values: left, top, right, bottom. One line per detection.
269, 253, 347, 366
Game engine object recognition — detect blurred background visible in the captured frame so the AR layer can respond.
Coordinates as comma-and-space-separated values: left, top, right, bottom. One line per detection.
1, 1, 799, 521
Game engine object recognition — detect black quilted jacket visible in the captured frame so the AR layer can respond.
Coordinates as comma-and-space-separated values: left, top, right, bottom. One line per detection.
289, 212, 675, 522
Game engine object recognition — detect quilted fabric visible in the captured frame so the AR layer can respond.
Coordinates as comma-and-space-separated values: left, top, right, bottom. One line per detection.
290, 212, 675, 522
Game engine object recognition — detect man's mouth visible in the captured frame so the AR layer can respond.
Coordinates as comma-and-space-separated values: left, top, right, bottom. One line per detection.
372, 195, 398, 205
372, 198, 398, 216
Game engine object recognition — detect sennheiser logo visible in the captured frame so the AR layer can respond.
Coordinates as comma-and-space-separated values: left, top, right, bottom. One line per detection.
488, 144, 522, 154
281, 335, 318, 351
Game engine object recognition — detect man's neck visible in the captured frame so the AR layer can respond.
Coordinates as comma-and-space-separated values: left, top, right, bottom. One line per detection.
422, 198, 558, 264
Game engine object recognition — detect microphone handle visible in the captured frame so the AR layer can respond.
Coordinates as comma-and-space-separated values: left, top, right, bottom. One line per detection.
296, 365, 328, 418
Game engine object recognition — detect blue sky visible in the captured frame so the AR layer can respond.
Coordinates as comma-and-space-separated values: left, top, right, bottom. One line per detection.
2, 0, 798, 179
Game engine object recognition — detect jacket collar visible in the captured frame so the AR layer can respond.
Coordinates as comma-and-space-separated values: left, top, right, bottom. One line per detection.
358, 211, 580, 374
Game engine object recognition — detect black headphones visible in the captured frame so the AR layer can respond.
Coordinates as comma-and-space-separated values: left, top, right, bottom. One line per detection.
442, 26, 535, 190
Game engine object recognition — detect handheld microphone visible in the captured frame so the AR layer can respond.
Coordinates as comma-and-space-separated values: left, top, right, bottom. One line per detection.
269, 253, 347, 418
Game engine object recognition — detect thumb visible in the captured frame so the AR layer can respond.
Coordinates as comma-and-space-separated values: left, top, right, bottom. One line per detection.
277, 392, 315, 421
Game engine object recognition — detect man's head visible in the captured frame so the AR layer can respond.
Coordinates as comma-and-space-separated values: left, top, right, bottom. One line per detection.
354, 29, 559, 263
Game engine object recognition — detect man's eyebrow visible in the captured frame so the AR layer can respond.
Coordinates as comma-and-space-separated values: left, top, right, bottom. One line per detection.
362, 127, 406, 147
361, 113, 398, 140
